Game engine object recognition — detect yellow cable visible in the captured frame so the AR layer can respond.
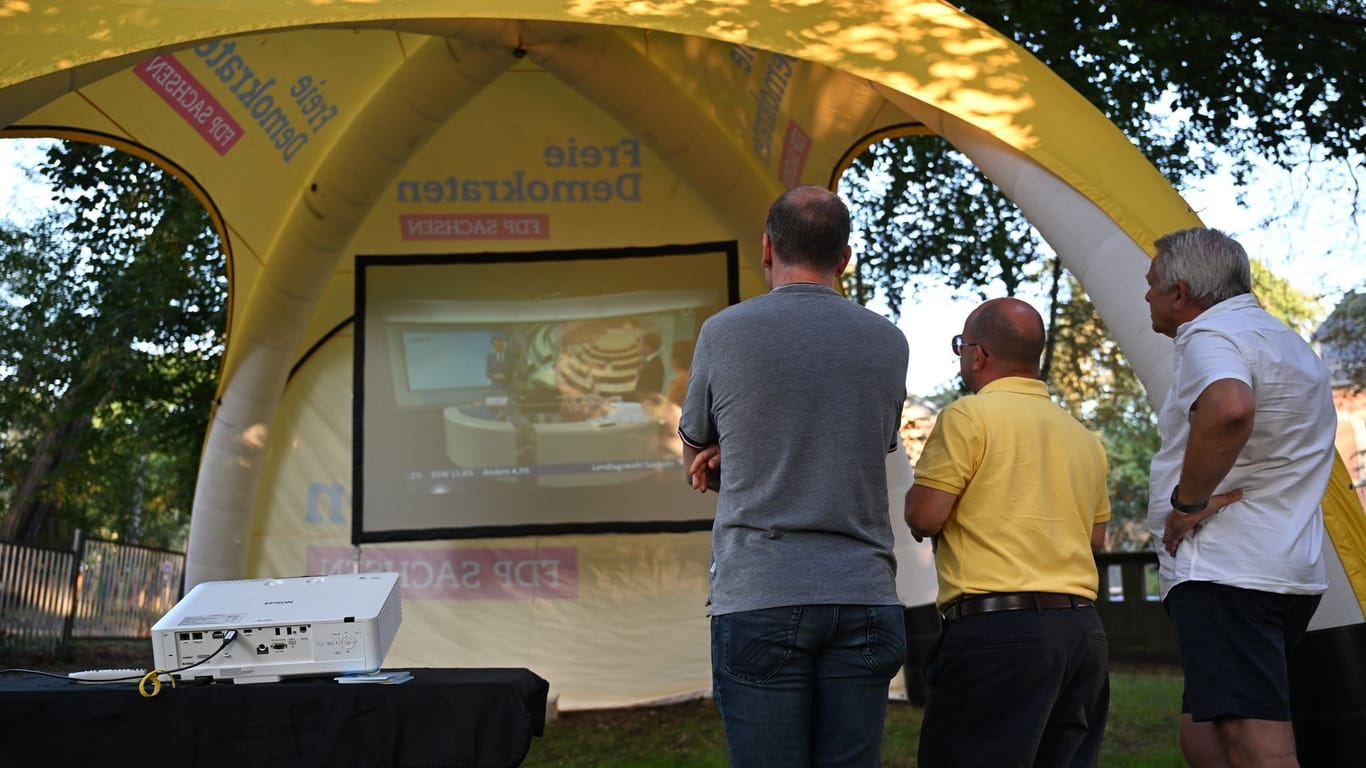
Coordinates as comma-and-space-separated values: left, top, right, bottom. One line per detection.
138, 670, 176, 698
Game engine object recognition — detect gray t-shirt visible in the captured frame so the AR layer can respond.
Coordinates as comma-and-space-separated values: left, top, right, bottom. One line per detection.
678, 282, 908, 615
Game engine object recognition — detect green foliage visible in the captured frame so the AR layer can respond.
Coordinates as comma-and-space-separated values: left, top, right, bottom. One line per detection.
843, 134, 1037, 317
844, 1, 1366, 316
1048, 277, 1152, 428
0, 141, 224, 548
961, 1, 1366, 186
523, 698, 728, 768
1252, 259, 1322, 335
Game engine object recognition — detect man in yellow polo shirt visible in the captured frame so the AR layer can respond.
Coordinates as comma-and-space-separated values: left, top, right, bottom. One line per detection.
906, 297, 1111, 767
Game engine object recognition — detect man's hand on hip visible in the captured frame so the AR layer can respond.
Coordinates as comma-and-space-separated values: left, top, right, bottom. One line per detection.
1163, 488, 1244, 556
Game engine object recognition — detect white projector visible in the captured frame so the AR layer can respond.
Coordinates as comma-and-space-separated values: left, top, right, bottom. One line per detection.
151, 572, 402, 684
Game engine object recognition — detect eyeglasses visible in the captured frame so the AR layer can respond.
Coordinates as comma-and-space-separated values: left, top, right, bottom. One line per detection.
951, 334, 986, 357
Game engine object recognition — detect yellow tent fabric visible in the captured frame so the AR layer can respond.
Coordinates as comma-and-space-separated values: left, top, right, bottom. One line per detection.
3, 1, 1362, 708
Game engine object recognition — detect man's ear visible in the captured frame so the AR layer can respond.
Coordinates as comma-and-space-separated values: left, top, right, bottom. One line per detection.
1171, 280, 1196, 311
971, 343, 989, 371
835, 245, 852, 275
761, 233, 774, 270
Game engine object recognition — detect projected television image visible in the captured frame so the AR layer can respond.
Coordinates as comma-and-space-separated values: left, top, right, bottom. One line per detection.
355, 245, 737, 542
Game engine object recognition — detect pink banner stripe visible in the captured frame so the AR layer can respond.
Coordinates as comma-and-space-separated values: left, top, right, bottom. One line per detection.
307, 546, 578, 600
400, 213, 550, 240
135, 55, 242, 156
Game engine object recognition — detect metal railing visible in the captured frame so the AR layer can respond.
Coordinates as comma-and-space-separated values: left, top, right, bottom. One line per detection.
0, 539, 74, 654
0, 531, 184, 657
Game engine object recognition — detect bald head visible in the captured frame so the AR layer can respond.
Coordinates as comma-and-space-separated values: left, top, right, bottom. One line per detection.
764, 185, 851, 271
965, 297, 1045, 375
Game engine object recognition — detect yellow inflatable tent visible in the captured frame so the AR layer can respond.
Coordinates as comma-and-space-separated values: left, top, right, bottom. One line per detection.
2, 0, 1362, 723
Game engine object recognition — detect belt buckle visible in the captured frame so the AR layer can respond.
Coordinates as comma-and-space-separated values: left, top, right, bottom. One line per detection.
940, 601, 962, 623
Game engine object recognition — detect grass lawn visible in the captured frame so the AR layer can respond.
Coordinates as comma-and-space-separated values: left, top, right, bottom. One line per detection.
522, 665, 1184, 767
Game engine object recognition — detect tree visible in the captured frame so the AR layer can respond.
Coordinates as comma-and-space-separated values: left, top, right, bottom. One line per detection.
843, 135, 1038, 316
839, 3, 1358, 549
962, 1, 1366, 180
844, 1, 1366, 317
0, 142, 225, 548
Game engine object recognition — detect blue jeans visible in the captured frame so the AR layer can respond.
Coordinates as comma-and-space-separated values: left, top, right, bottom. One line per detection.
711, 604, 906, 767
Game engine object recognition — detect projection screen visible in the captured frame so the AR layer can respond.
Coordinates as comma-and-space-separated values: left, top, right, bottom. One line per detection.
355, 243, 739, 542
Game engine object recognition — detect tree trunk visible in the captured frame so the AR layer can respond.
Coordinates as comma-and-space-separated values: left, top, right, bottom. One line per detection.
1040, 256, 1064, 383
1, 413, 91, 542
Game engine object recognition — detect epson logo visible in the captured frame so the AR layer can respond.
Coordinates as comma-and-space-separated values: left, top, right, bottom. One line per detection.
264, 600, 294, 605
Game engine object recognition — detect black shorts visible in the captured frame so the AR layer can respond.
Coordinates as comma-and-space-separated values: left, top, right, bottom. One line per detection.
1165, 580, 1320, 722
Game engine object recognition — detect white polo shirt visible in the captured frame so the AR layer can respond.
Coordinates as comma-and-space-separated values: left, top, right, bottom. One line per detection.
1147, 294, 1336, 598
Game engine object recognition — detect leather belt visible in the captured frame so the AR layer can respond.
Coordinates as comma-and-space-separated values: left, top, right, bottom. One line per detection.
940, 592, 1094, 623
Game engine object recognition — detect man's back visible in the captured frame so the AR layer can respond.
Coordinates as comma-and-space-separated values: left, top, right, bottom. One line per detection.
680, 282, 908, 614
916, 377, 1108, 603
1150, 295, 1336, 593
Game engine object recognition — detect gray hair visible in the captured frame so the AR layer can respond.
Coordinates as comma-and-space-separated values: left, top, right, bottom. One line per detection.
1152, 227, 1252, 308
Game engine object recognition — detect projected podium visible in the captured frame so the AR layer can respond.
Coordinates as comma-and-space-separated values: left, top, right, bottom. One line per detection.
443, 400, 670, 487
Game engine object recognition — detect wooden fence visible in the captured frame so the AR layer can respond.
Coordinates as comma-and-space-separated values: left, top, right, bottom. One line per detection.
1094, 550, 1178, 664
0, 531, 184, 657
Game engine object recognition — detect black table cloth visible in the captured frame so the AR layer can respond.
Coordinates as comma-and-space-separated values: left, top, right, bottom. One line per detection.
0, 667, 548, 768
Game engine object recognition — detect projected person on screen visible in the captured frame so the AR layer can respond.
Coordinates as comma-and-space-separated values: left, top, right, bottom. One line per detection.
632, 332, 665, 400
485, 335, 510, 388
665, 339, 694, 407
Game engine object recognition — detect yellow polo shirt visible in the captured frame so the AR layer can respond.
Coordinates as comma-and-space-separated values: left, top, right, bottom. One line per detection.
915, 377, 1110, 608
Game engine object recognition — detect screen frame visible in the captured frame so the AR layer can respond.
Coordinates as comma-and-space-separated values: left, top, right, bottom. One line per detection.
352, 242, 740, 544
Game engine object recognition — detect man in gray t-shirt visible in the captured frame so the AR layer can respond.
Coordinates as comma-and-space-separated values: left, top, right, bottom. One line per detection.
678, 185, 908, 768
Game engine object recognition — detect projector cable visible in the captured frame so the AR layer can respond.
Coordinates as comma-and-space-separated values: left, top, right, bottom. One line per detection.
0, 629, 239, 698
137, 629, 239, 697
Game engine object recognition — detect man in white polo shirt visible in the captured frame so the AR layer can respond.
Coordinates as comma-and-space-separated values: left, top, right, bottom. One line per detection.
1144, 227, 1337, 767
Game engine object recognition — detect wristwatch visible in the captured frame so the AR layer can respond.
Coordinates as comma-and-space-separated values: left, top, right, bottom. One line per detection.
1170, 485, 1209, 515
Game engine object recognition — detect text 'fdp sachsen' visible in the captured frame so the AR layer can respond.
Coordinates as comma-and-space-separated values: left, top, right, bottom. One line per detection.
396, 137, 643, 204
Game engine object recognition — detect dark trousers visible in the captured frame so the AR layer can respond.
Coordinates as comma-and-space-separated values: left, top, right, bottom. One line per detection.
918, 606, 1110, 768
